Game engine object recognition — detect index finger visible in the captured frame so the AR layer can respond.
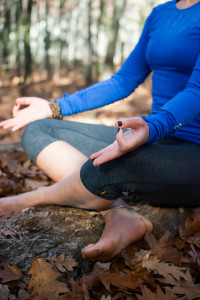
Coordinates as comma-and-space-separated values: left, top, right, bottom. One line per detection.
93, 146, 121, 166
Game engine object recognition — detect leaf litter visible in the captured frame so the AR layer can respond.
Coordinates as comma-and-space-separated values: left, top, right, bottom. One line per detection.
0, 151, 200, 299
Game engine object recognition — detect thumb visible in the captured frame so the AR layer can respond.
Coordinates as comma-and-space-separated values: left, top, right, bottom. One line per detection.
115, 117, 145, 130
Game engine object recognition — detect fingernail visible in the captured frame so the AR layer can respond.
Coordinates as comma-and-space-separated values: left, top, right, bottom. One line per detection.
117, 128, 120, 133
118, 121, 122, 127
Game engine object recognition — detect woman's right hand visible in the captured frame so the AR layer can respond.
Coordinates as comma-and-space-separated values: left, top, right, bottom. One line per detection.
0, 97, 52, 131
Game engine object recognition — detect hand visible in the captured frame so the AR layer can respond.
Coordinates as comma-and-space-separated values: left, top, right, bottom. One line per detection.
90, 117, 149, 166
0, 97, 52, 131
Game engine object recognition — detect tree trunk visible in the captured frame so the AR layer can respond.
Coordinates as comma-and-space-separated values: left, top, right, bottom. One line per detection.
85, 0, 93, 84
15, 0, 23, 77
2, 0, 11, 66
95, 0, 106, 78
105, 0, 126, 67
24, 0, 33, 82
44, 0, 51, 79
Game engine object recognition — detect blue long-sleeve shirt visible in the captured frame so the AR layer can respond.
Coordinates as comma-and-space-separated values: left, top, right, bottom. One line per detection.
57, 0, 200, 144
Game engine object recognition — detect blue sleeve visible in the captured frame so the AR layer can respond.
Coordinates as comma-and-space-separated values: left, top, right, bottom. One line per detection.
56, 12, 153, 116
142, 52, 200, 143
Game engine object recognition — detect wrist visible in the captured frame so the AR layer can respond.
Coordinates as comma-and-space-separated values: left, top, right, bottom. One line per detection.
49, 99, 63, 119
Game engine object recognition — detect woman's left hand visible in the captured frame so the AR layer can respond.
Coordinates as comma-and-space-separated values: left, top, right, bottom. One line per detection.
90, 117, 149, 166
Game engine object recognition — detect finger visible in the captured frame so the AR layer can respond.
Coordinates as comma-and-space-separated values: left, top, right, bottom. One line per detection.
11, 115, 34, 131
116, 129, 130, 152
93, 148, 121, 166
12, 103, 20, 117
90, 144, 114, 160
16, 97, 32, 106
12, 123, 26, 131
115, 117, 144, 129
0, 118, 16, 128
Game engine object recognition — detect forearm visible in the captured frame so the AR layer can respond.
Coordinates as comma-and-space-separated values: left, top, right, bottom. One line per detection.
56, 75, 135, 116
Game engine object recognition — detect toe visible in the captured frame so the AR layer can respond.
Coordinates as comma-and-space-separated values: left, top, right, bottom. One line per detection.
82, 244, 102, 260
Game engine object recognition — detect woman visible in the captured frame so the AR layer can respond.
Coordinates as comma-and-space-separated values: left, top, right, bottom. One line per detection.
0, 0, 200, 262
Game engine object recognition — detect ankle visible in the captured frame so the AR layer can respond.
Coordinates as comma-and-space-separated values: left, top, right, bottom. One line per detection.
30, 186, 47, 206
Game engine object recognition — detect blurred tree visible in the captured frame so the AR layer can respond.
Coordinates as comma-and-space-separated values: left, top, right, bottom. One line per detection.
105, 0, 126, 68
24, 0, 33, 81
44, 0, 51, 78
2, 0, 11, 66
85, 0, 93, 83
15, 0, 23, 77
0, 0, 166, 84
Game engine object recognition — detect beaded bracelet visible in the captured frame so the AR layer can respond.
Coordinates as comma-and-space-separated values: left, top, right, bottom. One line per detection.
49, 99, 63, 120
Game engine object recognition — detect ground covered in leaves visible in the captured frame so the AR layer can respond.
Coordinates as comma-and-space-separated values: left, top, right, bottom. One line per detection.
0, 151, 200, 300
0, 75, 200, 299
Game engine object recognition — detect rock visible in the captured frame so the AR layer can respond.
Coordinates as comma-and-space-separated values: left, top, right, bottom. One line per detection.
0, 204, 189, 272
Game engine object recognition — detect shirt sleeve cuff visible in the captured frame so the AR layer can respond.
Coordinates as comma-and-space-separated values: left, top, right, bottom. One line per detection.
141, 110, 182, 143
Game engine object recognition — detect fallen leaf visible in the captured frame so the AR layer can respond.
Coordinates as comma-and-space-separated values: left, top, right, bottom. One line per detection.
142, 257, 189, 281
0, 262, 22, 283
28, 258, 70, 299
49, 255, 79, 272
166, 280, 200, 300
145, 232, 182, 265
179, 218, 200, 247
25, 178, 49, 190
136, 285, 177, 300
98, 271, 142, 292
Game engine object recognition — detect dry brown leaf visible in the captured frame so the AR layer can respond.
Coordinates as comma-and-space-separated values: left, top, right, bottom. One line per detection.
82, 282, 90, 300
156, 273, 179, 286
62, 257, 79, 272
136, 285, 177, 300
179, 218, 200, 247
122, 249, 151, 269
190, 207, 200, 221
166, 280, 200, 300
145, 232, 182, 265
98, 270, 142, 292
25, 178, 49, 190
142, 257, 189, 281
0, 262, 22, 283
28, 258, 70, 299
0, 176, 22, 196
49, 255, 79, 272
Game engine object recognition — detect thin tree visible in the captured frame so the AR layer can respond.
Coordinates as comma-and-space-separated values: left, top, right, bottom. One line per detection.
2, 0, 11, 66
105, 0, 126, 67
85, 0, 93, 84
24, 0, 33, 82
15, 0, 23, 77
44, 0, 51, 78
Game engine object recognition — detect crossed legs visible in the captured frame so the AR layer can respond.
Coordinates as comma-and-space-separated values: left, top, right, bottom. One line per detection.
0, 120, 152, 261
0, 142, 152, 261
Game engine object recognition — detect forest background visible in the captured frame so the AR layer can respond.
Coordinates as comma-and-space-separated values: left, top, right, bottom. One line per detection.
2, 2, 200, 299
0, 0, 165, 143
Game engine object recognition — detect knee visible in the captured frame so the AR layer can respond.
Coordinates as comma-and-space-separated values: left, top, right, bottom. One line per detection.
21, 120, 43, 150
22, 119, 51, 163
80, 159, 121, 200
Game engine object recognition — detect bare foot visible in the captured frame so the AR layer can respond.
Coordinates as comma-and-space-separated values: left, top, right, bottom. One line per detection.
0, 189, 42, 220
81, 207, 153, 262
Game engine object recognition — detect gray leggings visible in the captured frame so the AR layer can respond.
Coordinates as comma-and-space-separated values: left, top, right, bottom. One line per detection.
22, 119, 200, 207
